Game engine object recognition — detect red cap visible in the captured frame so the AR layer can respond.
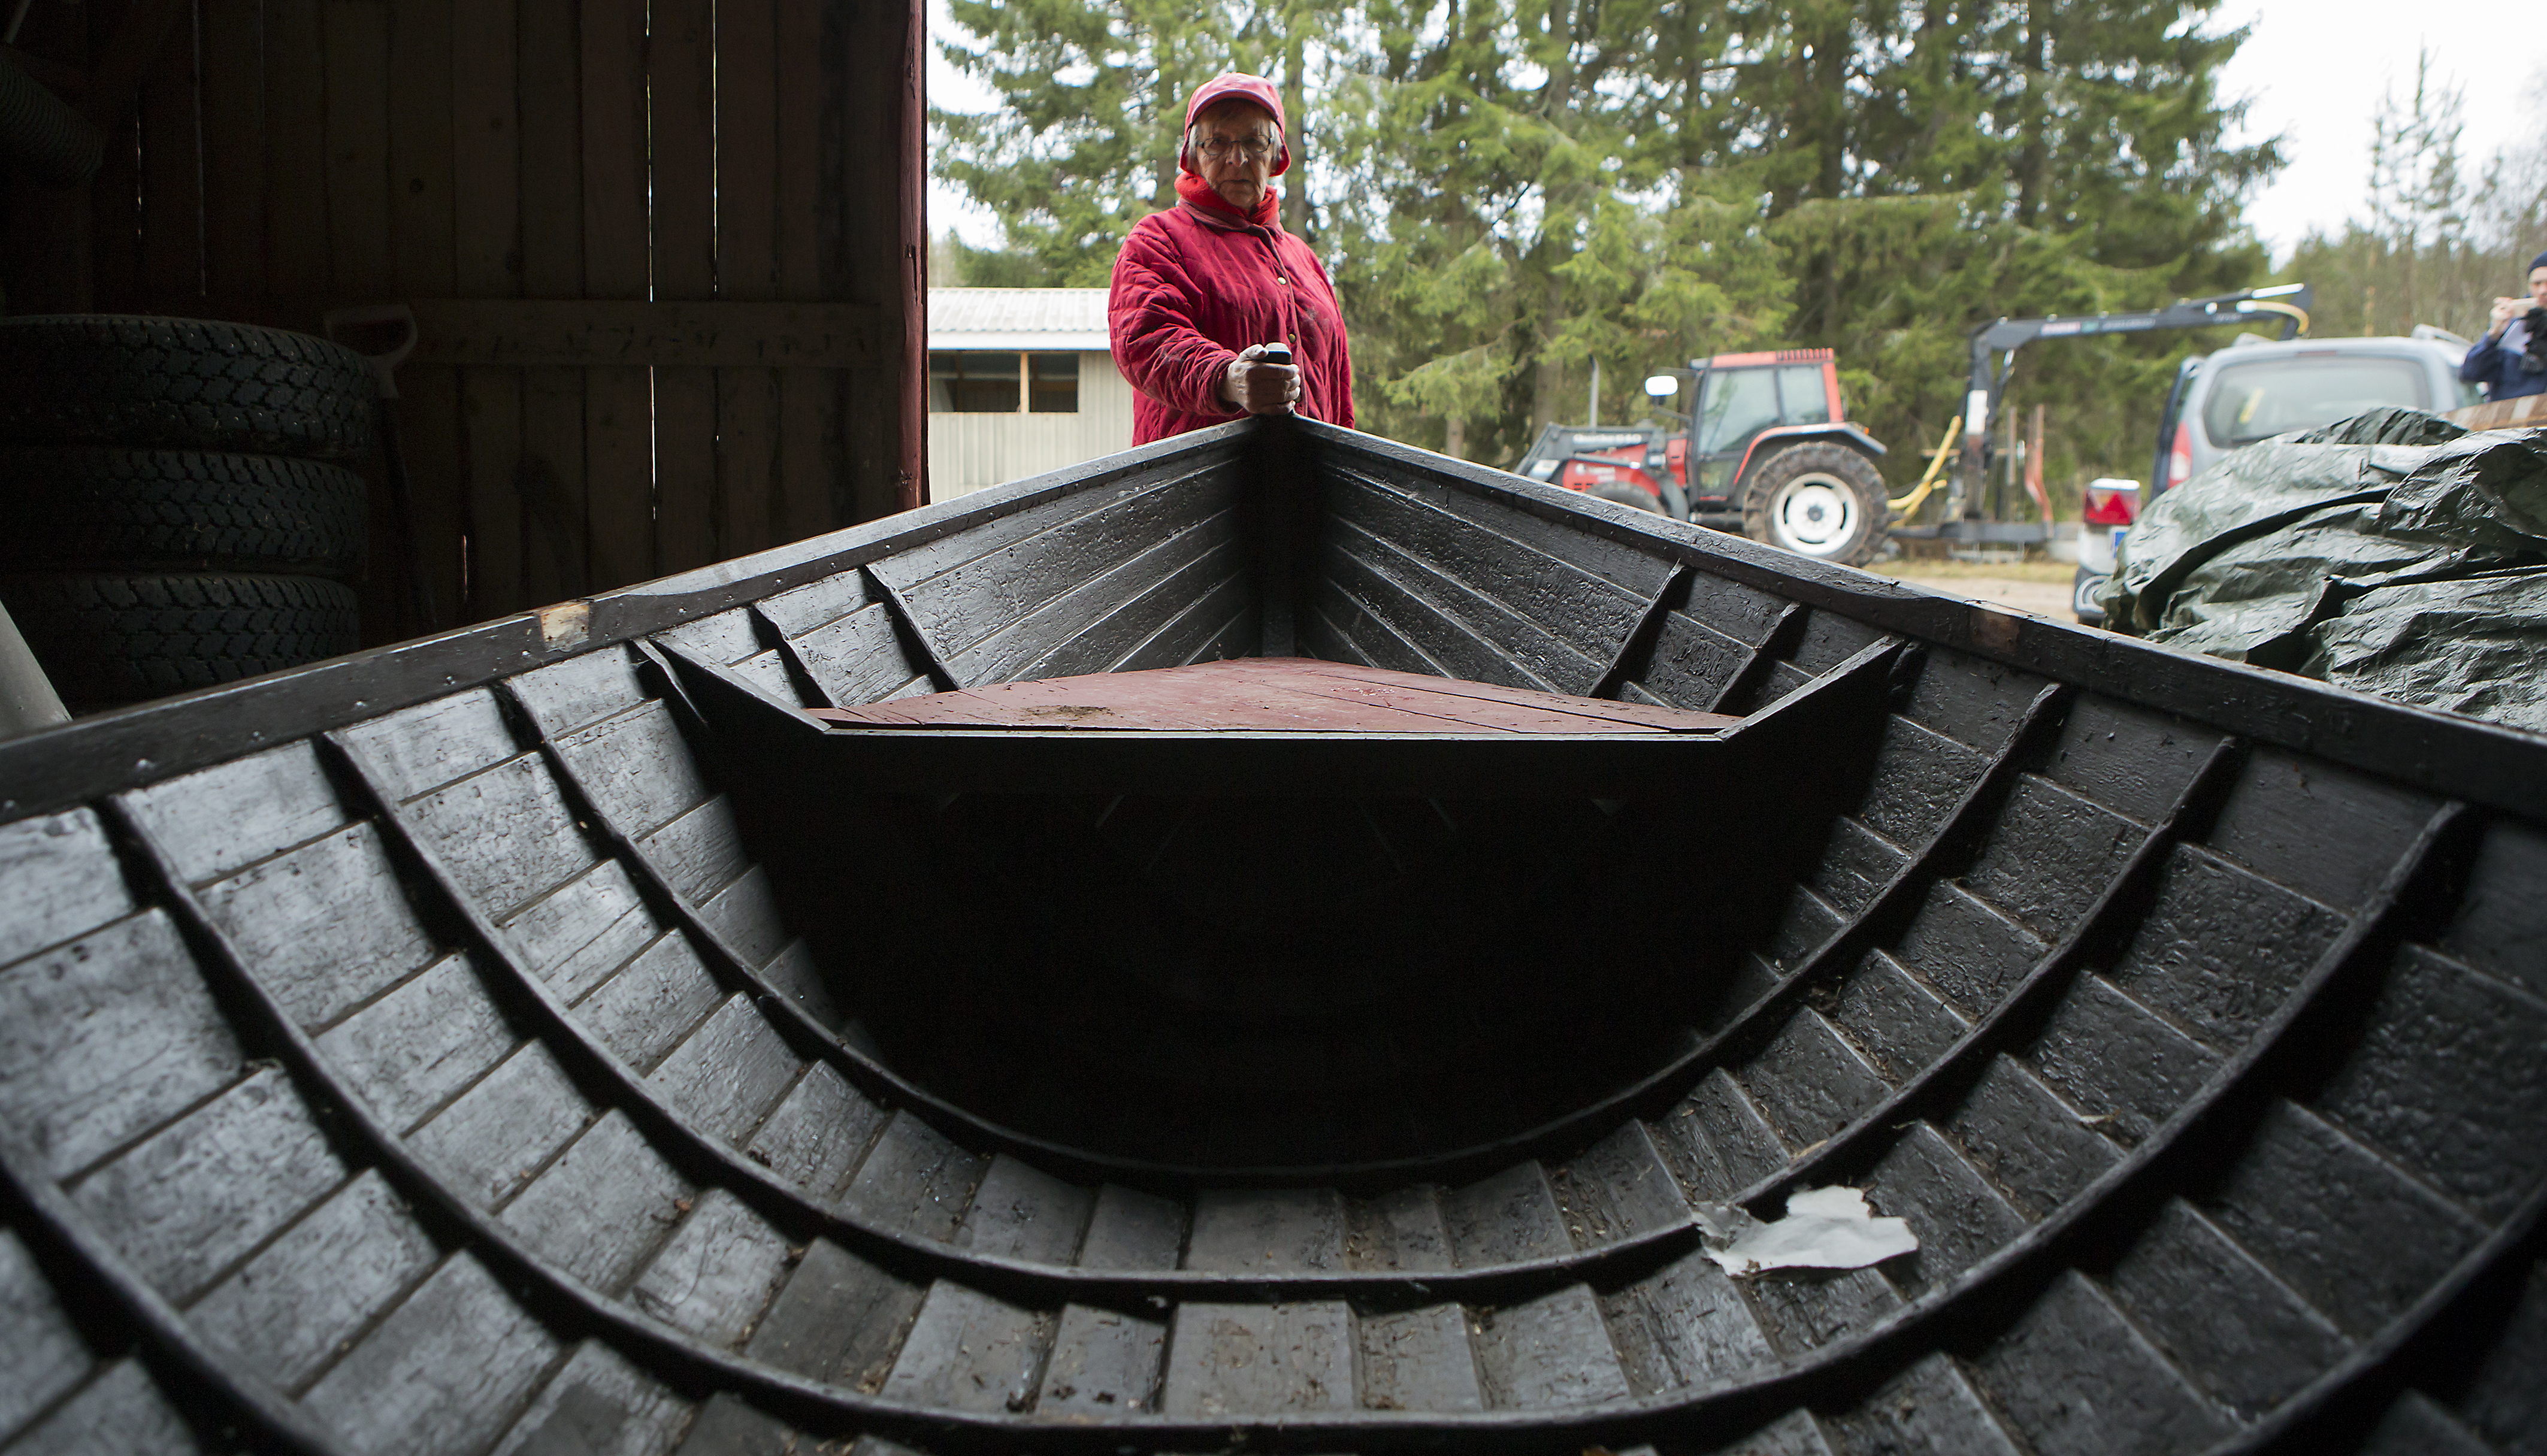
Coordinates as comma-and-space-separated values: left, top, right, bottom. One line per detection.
1180, 72, 1289, 176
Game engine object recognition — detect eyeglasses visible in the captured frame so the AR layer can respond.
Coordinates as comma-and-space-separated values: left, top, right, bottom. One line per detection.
1195, 136, 1277, 161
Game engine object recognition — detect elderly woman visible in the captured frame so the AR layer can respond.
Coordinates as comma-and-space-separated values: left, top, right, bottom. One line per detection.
1109, 72, 1354, 444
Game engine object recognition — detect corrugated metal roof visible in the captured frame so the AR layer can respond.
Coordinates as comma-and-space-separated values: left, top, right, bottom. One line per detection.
929, 288, 1112, 351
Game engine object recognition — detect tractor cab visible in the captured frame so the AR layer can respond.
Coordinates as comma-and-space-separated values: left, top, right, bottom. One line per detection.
1514, 348, 1892, 564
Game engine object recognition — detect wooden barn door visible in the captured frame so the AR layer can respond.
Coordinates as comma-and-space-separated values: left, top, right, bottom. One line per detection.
5, 0, 925, 644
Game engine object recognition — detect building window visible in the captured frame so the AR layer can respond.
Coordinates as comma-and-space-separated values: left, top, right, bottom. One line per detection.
930, 352, 1020, 413
1030, 353, 1079, 413
928, 352, 1084, 413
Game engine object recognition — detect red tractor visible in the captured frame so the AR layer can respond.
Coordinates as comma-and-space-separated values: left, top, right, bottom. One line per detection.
1513, 348, 1892, 565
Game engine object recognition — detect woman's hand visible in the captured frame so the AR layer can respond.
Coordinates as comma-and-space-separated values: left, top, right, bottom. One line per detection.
1220, 344, 1301, 414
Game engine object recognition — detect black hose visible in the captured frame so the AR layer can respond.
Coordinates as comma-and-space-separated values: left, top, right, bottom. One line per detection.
0, 56, 101, 187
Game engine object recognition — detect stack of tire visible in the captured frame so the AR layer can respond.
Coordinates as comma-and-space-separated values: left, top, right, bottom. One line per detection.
0, 316, 376, 713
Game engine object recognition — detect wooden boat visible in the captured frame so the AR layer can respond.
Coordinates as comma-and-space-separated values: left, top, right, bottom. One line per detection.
0, 416, 2540, 1455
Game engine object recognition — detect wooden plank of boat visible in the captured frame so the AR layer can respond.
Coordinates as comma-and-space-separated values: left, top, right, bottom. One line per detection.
677, 647, 1876, 797
807, 658, 1743, 734
0, 416, 2539, 1456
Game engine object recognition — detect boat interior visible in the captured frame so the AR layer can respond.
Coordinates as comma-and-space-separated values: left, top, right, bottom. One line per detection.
0, 417, 2541, 1455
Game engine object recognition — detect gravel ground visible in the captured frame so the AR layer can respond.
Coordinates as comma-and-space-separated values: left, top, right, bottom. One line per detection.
1867, 558, 2080, 620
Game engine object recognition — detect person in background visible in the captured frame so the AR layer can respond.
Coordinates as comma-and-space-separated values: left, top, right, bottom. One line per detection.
1108, 72, 1354, 444
2461, 251, 2547, 402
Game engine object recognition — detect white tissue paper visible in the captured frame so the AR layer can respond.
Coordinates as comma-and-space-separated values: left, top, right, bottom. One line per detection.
1697, 1185, 1919, 1277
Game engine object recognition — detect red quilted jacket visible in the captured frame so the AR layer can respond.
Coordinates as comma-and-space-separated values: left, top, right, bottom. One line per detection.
1109, 186, 1356, 445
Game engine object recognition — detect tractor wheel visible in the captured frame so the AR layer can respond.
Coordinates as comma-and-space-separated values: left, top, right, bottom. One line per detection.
1588, 483, 1664, 514
1741, 443, 1888, 565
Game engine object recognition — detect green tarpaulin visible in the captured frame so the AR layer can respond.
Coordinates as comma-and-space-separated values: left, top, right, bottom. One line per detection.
2100, 408, 2547, 733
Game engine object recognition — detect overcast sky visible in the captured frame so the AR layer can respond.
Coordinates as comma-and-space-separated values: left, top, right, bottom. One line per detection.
2220, 0, 2547, 259
928, 0, 2547, 264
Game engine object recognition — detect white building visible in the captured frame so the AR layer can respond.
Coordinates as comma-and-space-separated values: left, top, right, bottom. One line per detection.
927, 289, 1137, 501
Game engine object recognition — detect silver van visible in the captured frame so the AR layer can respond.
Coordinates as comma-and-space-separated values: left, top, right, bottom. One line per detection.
2074, 329, 2483, 622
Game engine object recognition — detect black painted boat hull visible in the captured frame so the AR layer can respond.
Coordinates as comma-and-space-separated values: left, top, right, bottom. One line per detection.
0, 416, 2541, 1455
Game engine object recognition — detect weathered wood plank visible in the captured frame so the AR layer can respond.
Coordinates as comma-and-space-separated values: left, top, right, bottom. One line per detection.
574, 931, 727, 1071
1469, 1283, 1632, 1409
337, 690, 521, 803
404, 753, 597, 919
490, 1340, 694, 1456
2103, 1198, 2351, 1421
0, 808, 135, 968
503, 858, 663, 1004
1038, 1303, 1165, 1414
1859, 1122, 2029, 1301
2205, 750, 2438, 913
0, 910, 243, 1180
1551, 1122, 1689, 1246
120, 741, 346, 883
1185, 1188, 1344, 1273
71, 1066, 347, 1303
643, 994, 801, 1144
1652, 1070, 1789, 1204
300, 1252, 563, 1453
1343, 1186, 1453, 1273
1945, 1057, 2123, 1221
510, 646, 650, 741
788, 601, 929, 707
838, 1111, 987, 1242
755, 939, 843, 1033
314, 952, 519, 1133
409, 1041, 597, 1209
2201, 1099, 2480, 1338
655, 609, 766, 668
740, 1239, 925, 1390
743, 1063, 885, 1204
1324, 517, 1607, 692
201, 821, 440, 1031
697, 868, 790, 973
2026, 973, 2221, 1148
757, 570, 878, 640
1737, 1264, 1902, 1359
555, 700, 715, 839
1737, 1007, 1893, 1152
1890, 881, 2048, 1019
1823, 951, 1970, 1086
499, 1109, 694, 1291
1161, 1302, 1354, 1416
957, 1154, 1093, 1264
0, 1228, 95, 1434
1967, 1270, 2237, 1454
1442, 1163, 1571, 1267
4, 1358, 204, 1455
639, 796, 751, 905
942, 508, 1244, 687
187, 1169, 441, 1392
2100, 846, 2345, 1054
1356, 1303, 1484, 1412
881, 1283, 1052, 1413
1816, 1354, 2022, 1454
1601, 1249, 1775, 1395
2313, 945, 2547, 1221
628, 1188, 794, 1349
